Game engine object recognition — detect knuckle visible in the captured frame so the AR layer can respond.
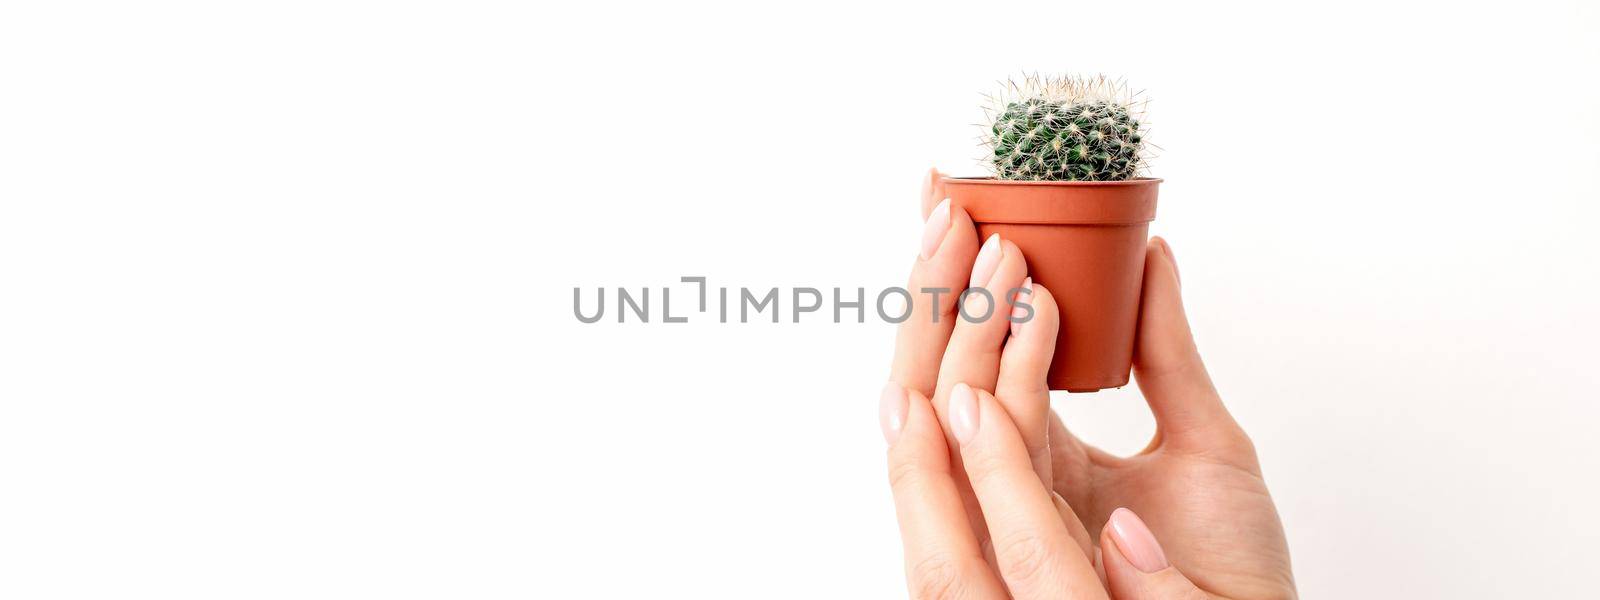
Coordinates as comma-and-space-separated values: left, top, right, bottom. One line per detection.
907, 554, 969, 600
1213, 422, 1261, 467
886, 455, 941, 494
908, 283, 960, 326
992, 530, 1058, 587
1232, 428, 1259, 457
960, 449, 1013, 487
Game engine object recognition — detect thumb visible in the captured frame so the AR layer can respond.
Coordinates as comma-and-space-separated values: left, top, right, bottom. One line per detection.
1099, 507, 1208, 599
1134, 237, 1245, 450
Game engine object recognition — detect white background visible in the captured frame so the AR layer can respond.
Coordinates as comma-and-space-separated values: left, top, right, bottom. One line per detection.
2, 1, 1597, 598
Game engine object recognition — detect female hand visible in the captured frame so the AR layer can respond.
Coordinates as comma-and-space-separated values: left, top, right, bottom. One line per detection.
880, 169, 1296, 599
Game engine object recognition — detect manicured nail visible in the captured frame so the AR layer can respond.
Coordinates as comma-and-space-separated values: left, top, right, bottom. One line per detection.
1108, 507, 1169, 573
1010, 277, 1032, 338
920, 199, 951, 260
1155, 237, 1180, 287
969, 234, 1002, 288
949, 383, 979, 445
879, 382, 908, 445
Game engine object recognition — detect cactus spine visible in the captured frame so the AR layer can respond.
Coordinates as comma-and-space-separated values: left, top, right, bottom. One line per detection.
984, 75, 1149, 182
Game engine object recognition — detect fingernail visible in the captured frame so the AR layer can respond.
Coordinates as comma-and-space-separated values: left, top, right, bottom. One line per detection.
1155, 237, 1180, 287
879, 382, 908, 445
1108, 507, 1169, 573
920, 199, 951, 260
1010, 277, 1032, 338
970, 234, 1002, 288
949, 383, 979, 445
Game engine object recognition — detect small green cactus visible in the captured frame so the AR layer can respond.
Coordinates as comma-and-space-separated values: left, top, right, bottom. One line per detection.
984, 75, 1149, 182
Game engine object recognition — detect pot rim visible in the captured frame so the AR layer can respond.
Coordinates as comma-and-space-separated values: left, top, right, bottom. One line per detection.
943, 176, 1163, 186
942, 176, 1159, 225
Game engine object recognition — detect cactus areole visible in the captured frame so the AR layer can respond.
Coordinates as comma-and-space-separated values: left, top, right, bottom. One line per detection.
985, 75, 1148, 182
946, 74, 1161, 392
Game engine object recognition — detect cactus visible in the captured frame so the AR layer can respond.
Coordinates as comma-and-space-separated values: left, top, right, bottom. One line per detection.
984, 75, 1149, 182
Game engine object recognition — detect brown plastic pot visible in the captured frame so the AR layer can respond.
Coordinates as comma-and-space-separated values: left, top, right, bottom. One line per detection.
943, 177, 1160, 392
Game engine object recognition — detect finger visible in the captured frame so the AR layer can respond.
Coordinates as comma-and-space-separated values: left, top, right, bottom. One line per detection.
995, 279, 1058, 486
1046, 410, 1111, 511
1099, 507, 1209, 600
927, 235, 1029, 550
949, 384, 1105, 598
882, 383, 1008, 599
1093, 546, 1108, 591
1133, 236, 1248, 450
935, 234, 1029, 397
1050, 492, 1094, 561
890, 182, 981, 397
920, 167, 947, 219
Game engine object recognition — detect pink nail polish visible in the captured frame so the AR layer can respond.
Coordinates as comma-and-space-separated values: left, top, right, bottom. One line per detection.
920, 199, 951, 260
1010, 277, 1032, 338
969, 234, 1002, 288
879, 382, 908, 445
949, 383, 979, 444
1108, 508, 1169, 573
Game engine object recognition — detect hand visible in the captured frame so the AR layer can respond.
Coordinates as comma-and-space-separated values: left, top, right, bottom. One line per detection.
880, 169, 1296, 599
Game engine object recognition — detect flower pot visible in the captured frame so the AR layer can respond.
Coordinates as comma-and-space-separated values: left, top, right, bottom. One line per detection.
943, 177, 1160, 392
